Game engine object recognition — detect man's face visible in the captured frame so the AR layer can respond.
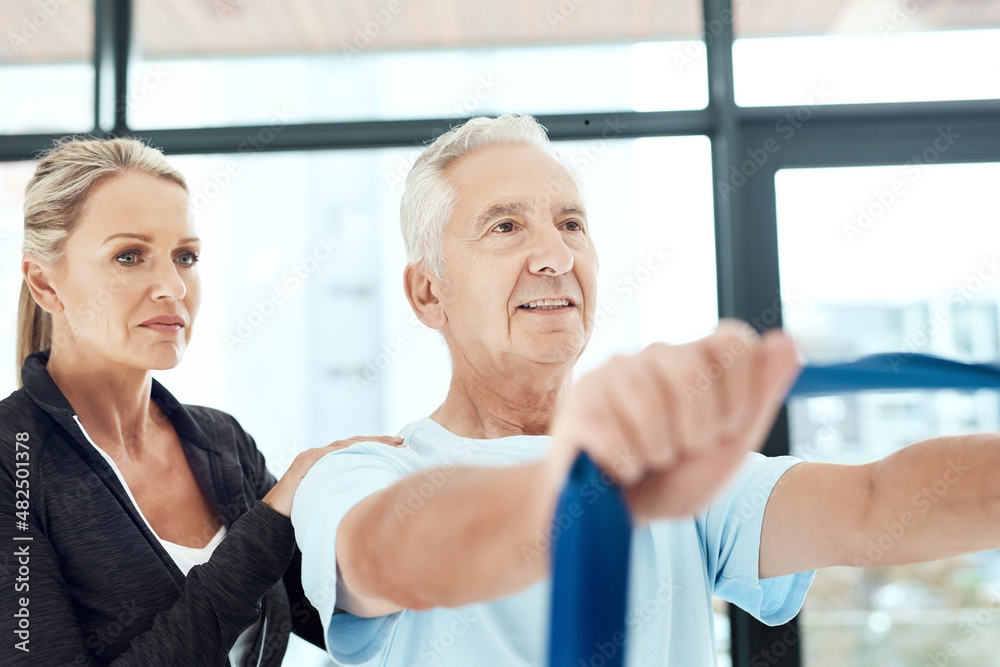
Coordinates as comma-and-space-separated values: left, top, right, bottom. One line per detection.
436, 142, 598, 371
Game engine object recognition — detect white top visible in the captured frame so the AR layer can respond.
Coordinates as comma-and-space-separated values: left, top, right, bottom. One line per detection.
74, 416, 261, 667
157, 525, 227, 575
292, 416, 816, 667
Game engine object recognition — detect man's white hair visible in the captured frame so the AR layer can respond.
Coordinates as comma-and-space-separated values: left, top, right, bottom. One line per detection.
400, 114, 566, 276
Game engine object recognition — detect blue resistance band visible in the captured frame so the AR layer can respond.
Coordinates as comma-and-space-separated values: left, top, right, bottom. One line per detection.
548, 452, 632, 667
547, 352, 1000, 667
790, 352, 1000, 396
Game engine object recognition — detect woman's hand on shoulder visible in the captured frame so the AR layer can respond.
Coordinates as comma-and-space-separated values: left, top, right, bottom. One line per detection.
262, 435, 405, 517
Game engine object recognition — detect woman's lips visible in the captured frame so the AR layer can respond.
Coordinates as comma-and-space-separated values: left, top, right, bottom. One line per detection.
139, 316, 185, 333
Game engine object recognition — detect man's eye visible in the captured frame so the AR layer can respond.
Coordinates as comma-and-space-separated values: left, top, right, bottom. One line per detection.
494, 221, 515, 233
564, 220, 582, 232
115, 251, 140, 265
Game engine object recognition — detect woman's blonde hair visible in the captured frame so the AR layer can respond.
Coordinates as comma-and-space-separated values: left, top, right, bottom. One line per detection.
16, 137, 187, 384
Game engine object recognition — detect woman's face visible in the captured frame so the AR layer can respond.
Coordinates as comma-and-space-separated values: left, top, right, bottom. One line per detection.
51, 170, 201, 372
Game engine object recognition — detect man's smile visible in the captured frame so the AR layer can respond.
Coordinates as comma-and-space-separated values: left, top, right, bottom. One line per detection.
518, 298, 574, 310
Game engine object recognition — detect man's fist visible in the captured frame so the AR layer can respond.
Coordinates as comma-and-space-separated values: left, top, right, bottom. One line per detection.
548, 321, 800, 522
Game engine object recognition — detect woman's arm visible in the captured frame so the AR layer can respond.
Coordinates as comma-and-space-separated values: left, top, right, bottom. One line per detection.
1, 491, 294, 665
242, 429, 405, 649
0, 397, 398, 667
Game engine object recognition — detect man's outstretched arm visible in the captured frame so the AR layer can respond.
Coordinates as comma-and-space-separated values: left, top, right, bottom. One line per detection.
334, 325, 800, 617
336, 460, 559, 617
760, 433, 1000, 579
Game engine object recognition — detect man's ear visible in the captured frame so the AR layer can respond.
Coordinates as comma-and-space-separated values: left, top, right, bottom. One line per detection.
22, 254, 64, 315
404, 263, 447, 330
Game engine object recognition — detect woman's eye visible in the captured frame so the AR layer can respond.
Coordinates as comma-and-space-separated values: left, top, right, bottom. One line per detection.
115, 251, 140, 265
176, 252, 200, 267
494, 221, 515, 233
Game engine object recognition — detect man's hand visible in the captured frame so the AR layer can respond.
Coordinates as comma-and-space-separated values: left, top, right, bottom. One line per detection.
548, 321, 800, 523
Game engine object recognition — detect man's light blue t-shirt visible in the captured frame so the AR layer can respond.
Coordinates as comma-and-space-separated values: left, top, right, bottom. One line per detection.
292, 417, 815, 666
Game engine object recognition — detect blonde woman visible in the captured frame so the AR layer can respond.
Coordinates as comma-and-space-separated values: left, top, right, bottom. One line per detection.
0, 138, 400, 666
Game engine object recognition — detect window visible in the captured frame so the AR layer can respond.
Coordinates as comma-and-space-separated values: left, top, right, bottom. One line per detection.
128, 0, 707, 128
776, 163, 1000, 666
733, 0, 1000, 106
0, 0, 94, 133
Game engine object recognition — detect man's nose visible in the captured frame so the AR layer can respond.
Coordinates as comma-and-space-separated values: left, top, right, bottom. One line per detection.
528, 225, 574, 276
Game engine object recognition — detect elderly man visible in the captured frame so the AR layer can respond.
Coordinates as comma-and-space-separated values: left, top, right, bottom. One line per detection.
292, 114, 1000, 666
